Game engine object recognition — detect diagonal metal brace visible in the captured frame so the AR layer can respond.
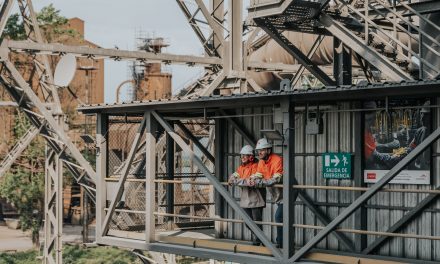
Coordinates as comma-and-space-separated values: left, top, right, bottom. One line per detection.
363, 184, 440, 254
152, 111, 283, 260
257, 19, 336, 86
175, 120, 215, 163
0, 58, 97, 183
290, 126, 440, 262
101, 113, 148, 236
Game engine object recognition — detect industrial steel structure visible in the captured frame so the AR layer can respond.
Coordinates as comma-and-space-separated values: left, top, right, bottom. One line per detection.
78, 81, 440, 263
0, 0, 439, 263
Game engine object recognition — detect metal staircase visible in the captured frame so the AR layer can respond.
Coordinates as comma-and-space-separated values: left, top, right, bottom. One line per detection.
0, 126, 39, 178
249, 0, 440, 82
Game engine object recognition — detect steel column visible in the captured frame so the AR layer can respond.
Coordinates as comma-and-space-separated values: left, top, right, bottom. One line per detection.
353, 102, 367, 252
152, 111, 283, 260
290, 126, 440, 262
281, 98, 296, 259
95, 113, 108, 242
214, 116, 226, 238
43, 148, 63, 264
333, 38, 352, 85
145, 111, 157, 243
165, 131, 174, 227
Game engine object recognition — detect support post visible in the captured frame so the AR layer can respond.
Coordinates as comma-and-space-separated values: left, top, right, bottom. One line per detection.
43, 148, 63, 264
166, 131, 174, 228
95, 113, 108, 242
214, 117, 226, 238
353, 101, 367, 252
281, 98, 296, 259
210, 0, 224, 57
333, 38, 352, 85
145, 111, 157, 243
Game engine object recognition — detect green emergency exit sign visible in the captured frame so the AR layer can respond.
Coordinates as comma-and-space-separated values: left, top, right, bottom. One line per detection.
322, 153, 352, 179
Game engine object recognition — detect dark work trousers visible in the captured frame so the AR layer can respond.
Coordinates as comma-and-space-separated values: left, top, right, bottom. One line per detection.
275, 203, 283, 247
243, 207, 263, 244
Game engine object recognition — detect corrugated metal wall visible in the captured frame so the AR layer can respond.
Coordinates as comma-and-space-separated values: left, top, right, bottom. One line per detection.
221, 101, 440, 261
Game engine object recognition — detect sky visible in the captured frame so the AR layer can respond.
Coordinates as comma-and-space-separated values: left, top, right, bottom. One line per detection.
26, 0, 206, 103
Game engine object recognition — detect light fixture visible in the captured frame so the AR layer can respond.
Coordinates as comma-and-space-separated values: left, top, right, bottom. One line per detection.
261, 129, 284, 141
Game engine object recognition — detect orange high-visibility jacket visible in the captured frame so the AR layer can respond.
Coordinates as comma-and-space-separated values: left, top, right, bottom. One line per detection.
254, 153, 283, 204
229, 162, 266, 208
235, 162, 258, 179
255, 154, 283, 180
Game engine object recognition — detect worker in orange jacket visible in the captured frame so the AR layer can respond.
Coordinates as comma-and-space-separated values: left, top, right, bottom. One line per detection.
250, 138, 283, 248
228, 145, 266, 245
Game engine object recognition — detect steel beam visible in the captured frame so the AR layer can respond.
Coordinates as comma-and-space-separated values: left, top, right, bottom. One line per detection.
291, 35, 325, 88
0, 0, 14, 37
101, 113, 147, 236
319, 13, 411, 81
199, 71, 226, 96
360, 0, 440, 19
151, 111, 283, 260
176, 120, 215, 163
17, 0, 61, 113
5, 40, 334, 74
258, 19, 336, 86
0, 126, 39, 178
290, 126, 440, 262
194, 0, 225, 51
175, 0, 216, 57
5, 40, 222, 66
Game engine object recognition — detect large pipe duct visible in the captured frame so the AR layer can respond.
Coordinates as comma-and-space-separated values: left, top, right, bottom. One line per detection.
247, 26, 421, 89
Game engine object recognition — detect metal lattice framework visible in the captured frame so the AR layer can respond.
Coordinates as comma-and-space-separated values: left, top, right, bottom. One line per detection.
0, 0, 439, 263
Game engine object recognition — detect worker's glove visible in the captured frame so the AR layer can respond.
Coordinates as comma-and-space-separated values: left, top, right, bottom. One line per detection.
228, 172, 240, 186
249, 173, 263, 187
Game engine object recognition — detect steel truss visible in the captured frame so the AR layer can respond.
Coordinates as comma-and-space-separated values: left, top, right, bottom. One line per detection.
1, 1, 440, 263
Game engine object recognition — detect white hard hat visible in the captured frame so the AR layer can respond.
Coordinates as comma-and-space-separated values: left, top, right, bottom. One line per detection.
255, 138, 272, 150
240, 145, 254, 155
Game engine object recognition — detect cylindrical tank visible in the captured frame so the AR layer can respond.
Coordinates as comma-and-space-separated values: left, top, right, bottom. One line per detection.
137, 63, 172, 100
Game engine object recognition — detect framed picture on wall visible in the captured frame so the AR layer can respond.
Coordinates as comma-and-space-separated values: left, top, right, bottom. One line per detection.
363, 99, 431, 185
